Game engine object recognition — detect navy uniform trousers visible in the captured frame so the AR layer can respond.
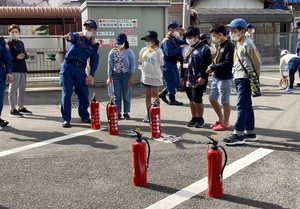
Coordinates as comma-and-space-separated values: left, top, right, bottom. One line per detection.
60, 61, 89, 122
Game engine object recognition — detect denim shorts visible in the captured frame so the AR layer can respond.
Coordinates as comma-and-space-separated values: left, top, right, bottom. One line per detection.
209, 78, 232, 104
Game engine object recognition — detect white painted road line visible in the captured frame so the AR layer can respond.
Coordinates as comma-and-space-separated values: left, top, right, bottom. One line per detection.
260, 75, 300, 83
0, 129, 100, 158
146, 148, 274, 209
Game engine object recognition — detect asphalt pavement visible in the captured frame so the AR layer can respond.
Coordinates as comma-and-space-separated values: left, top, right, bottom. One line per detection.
0, 68, 299, 209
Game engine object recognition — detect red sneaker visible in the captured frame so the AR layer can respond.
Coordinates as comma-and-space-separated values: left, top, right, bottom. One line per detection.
210, 121, 221, 129
212, 124, 230, 131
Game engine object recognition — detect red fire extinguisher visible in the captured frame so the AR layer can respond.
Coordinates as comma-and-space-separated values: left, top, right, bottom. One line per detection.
148, 97, 161, 138
131, 128, 150, 186
206, 135, 228, 198
106, 96, 118, 135
90, 93, 100, 130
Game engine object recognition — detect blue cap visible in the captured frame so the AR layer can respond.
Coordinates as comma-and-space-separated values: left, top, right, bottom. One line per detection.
83, 20, 97, 30
114, 33, 127, 45
168, 21, 180, 29
294, 20, 300, 29
247, 23, 256, 29
200, 33, 210, 41
226, 18, 247, 30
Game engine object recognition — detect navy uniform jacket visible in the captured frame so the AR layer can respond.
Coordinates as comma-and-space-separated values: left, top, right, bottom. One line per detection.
0, 37, 13, 75
64, 32, 99, 76
161, 35, 185, 65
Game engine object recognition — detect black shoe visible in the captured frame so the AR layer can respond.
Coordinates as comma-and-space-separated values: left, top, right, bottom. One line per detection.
187, 117, 197, 127
0, 118, 9, 127
169, 100, 183, 105
169, 95, 183, 106
159, 88, 169, 104
81, 118, 91, 123
223, 134, 245, 145
9, 109, 23, 117
195, 117, 205, 128
18, 107, 32, 115
62, 121, 71, 128
297, 83, 300, 87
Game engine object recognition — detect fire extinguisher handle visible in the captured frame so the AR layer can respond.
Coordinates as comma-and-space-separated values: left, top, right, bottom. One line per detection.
217, 145, 228, 180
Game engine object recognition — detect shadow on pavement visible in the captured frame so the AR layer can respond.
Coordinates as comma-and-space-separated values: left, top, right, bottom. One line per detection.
221, 193, 285, 209
1, 127, 118, 150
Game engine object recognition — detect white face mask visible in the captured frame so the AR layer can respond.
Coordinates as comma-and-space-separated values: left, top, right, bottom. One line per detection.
297, 29, 300, 33
212, 37, 220, 44
145, 42, 154, 47
116, 44, 125, 48
186, 38, 196, 46
11, 33, 19, 40
251, 29, 255, 34
173, 31, 180, 38
230, 33, 241, 41
83, 30, 93, 38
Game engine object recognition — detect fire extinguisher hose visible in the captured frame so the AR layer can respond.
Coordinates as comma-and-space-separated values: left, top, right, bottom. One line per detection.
218, 145, 228, 180
143, 138, 151, 168
106, 102, 110, 124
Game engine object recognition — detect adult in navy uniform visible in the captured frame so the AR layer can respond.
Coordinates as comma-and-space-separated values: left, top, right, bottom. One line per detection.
0, 36, 13, 127
159, 21, 186, 105
60, 20, 99, 128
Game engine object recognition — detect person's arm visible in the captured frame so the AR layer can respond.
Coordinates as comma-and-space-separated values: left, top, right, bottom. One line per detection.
2, 39, 12, 75
106, 50, 114, 85
88, 45, 100, 77
161, 39, 182, 58
296, 35, 300, 55
128, 49, 136, 74
279, 57, 285, 76
247, 47, 261, 77
210, 42, 234, 72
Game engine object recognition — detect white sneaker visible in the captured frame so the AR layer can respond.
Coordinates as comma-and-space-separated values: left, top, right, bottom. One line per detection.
142, 115, 149, 123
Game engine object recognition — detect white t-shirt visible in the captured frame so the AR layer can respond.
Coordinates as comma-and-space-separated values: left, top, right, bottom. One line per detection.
138, 46, 164, 86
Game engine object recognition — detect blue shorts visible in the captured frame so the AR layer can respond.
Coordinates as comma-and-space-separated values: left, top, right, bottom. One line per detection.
209, 78, 232, 104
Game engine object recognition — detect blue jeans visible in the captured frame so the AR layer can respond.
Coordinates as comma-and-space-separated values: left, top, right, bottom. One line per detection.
112, 73, 132, 114
234, 78, 255, 134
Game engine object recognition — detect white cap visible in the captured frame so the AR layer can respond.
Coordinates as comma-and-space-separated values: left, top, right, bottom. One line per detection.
280, 50, 289, 56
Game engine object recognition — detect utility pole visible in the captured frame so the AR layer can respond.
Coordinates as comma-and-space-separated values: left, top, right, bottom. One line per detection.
182, 0, 191, 29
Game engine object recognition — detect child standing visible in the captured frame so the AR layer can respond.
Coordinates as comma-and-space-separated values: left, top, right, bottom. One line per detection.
106, 33, 136, 120
139, 31, 164, 122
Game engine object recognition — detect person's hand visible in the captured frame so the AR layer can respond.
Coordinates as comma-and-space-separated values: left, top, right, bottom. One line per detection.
17, 53, 25, 60
128, 79, 133, 87
282, 74, 287, 79
196, 77, 205, 86
180, 44, 186, 49
180, 78, 185, 84
206, 66, 212, 74
62, 35, 71, 40
106, 78, 112, 85
85, 75, 93, 85
6, 73, 13, 83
